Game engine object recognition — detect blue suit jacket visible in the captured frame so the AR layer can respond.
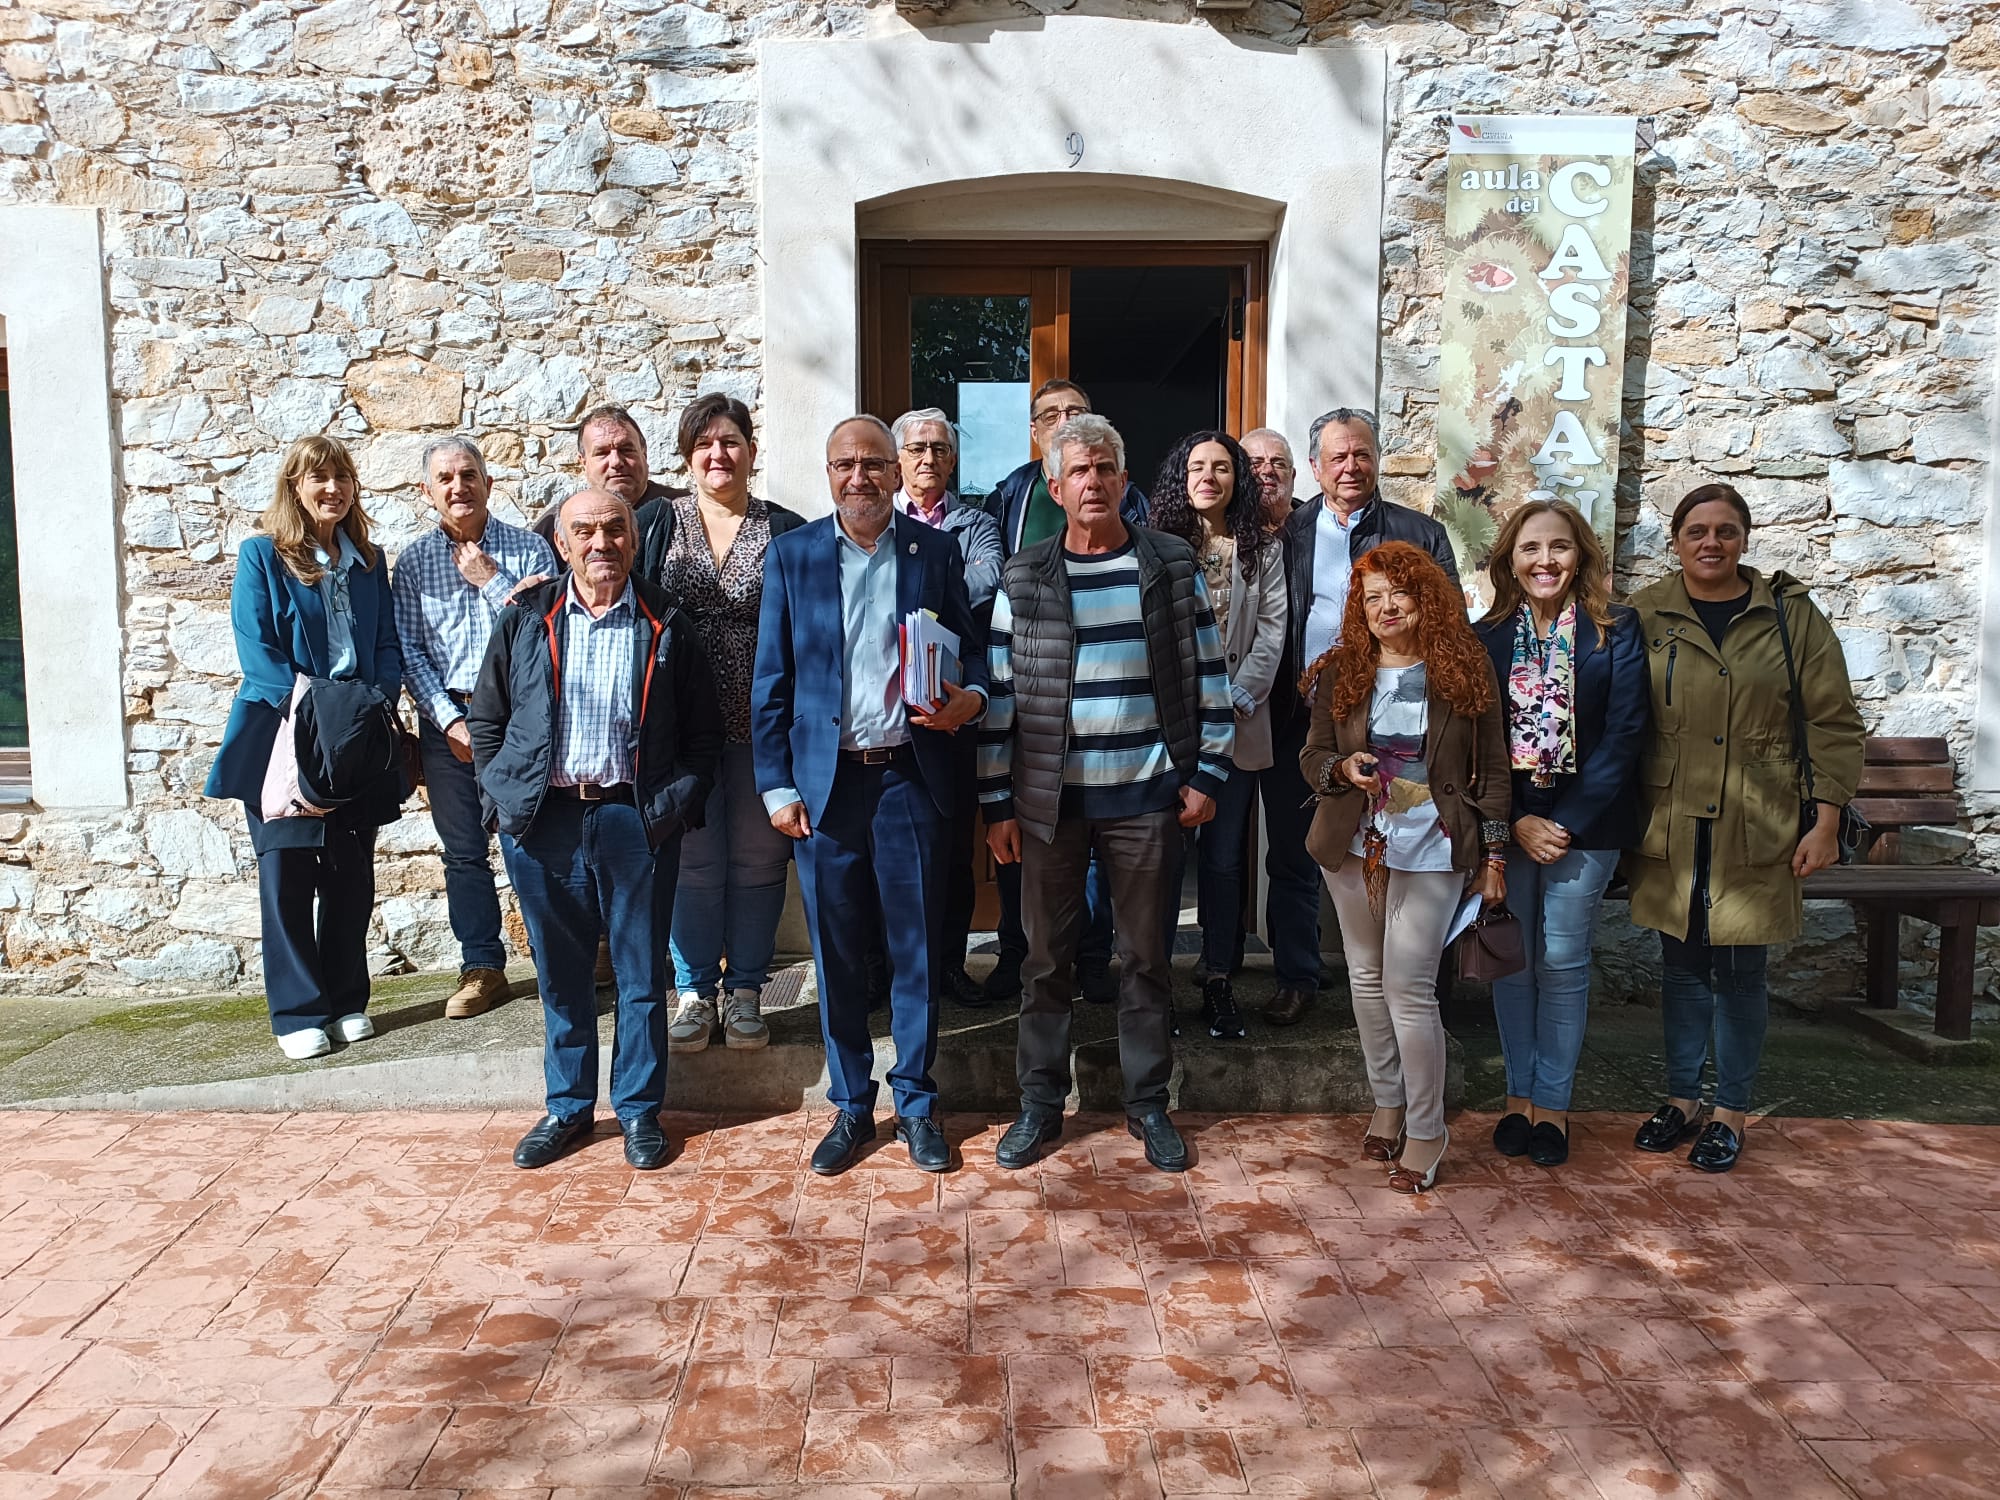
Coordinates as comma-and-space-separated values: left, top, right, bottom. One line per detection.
752, 511, 987, 825
204, 534, 403, 807
1474, 602, 1650, 851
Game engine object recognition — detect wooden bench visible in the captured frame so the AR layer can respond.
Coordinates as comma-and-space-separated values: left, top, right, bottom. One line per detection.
1803, 736, 2000, 1041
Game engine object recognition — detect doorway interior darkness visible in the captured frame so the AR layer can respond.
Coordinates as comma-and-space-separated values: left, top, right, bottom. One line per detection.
861, 241, 1268, 501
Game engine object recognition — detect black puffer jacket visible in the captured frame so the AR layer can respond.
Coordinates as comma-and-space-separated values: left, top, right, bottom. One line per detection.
997, 525, 1207, 843
468, 575, 723, 848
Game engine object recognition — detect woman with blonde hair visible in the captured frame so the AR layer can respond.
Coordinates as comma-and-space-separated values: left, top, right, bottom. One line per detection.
1472, 500, 1649, 1167
204, 435, 404, 1060
1301, 541, 1509, 1192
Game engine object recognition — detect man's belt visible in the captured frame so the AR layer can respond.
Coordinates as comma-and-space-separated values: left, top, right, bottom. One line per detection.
550, 781, 635, 803
839, 745, 911, 766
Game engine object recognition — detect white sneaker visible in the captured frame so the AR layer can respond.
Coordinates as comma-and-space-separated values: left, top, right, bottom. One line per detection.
668, 993, 715, 1053
330, 1013, 375, 1044
278, 1027, 332, 1061
722, 988, 769, 1050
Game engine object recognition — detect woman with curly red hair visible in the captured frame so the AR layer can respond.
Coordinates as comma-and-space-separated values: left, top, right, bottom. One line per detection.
1301, 541, 1509, 1191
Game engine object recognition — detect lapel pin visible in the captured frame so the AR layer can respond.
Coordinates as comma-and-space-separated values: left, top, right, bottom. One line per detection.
908, 542, 918, 554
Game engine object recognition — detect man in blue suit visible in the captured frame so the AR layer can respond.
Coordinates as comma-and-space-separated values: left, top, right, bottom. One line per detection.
753, 415, 987, 1175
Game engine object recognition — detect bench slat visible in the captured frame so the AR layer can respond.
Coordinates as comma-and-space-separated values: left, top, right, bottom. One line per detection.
1856, 765, 1955, 794
1864, 736, 1951, 765
1852, 796, 1962, 829
1806, 865, 2000, 901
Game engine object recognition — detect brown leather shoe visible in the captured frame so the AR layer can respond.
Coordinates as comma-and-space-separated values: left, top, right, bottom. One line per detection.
445, 966, 508, 1020
1265, 984, 1313, 1027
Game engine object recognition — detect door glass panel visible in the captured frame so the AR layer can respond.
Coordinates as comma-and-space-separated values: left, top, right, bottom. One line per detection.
1068, 266, 1230, 494
910, 294, 1031, 502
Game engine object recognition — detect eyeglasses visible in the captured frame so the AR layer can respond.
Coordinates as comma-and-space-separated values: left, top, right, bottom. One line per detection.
1247, 457, 1294, 473
900, 443, 953, 458
827, 458, 894, 479
1031, 404, 1089, 428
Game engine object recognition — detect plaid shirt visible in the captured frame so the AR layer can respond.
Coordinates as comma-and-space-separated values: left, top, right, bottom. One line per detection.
392, 517, 556, 727
553, 578, 638, 787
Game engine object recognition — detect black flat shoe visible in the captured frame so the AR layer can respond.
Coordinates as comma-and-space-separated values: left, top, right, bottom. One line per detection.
942, 965, 984, 1007
995, 1109, 1062, 1169
1688, 1121, 1742, 1173
896, 1115, 951, 1172
1127, 1109, 1189, 1173
1528, 1120, 1568, 1167
1492, 1112, 1532, 1157
1077, 960, 1116, 1006
980, 952, 1024, 1005
811, 1110, 876, 1176
620, 1113, 672, 1170
1634, 1104, 1702, 1154
513, 1112, 593, 1170
1201, 976, 1246, 1040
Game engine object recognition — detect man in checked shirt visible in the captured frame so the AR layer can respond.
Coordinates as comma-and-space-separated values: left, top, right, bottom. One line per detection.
392, 437, 558, 1020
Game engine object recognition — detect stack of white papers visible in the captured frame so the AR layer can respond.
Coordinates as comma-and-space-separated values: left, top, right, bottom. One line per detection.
900, 609, 961, 711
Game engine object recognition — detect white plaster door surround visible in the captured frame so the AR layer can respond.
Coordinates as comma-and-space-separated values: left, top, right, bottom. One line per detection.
0, 206, 126, 809
759, 17, 1387, 510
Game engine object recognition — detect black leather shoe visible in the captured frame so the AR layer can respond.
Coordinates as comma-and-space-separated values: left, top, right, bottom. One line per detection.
1634, 1103, 1701, 1154
980, 951, 1024, 1005
1528, 1120, 1569, 1167
1077, 959, 1116, 1006
1266, 984, 1313, 1027
1127, 1109, 1189, 1173
513, 1112, 592, 1170
811, 1110, 876, 1176
1492, 1112, 1532, 1157
620, 1114, 671, 1170
1201, 976, 1246, 1039
1687, 1120, 1741, 1173
897, 1115, 951, 1172
942, 965, 983, 1007
995, 1109, 1062, 1169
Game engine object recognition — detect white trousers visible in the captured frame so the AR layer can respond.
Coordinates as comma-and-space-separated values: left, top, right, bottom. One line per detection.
1325, 861, 1462, 1142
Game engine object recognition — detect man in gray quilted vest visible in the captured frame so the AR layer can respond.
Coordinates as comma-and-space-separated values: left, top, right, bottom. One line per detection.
976, 415, 1237, 1173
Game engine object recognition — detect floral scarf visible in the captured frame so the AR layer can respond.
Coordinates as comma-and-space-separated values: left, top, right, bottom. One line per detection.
1508, 602, 1578, 787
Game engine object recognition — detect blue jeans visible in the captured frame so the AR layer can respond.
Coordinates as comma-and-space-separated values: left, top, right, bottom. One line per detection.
795, 755, 942, 1118
1193, 769, 1259, 973
501, 798, 678, 1125
1492, 845, 1618, 1112
419, 714, 507, 973
669, 742, 793, 997
1657, 818, 1769, 1113
1260, 710, 1324, 988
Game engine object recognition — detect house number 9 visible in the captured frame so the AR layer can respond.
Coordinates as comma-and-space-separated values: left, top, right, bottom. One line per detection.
1065, 132, 1084, 168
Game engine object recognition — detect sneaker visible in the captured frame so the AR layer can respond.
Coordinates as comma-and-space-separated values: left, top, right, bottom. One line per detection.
330, 1012, 374, 1043
278, 1026, 332, 1060
1201, 976, 1245, 1040
446, 966, 508, 1020
668, 993, 716, 1053
721, 987, 769, 1050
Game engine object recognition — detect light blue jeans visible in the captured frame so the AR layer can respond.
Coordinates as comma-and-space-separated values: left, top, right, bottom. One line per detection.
668, 742, 794, 998
1491, 845, 1619, 1113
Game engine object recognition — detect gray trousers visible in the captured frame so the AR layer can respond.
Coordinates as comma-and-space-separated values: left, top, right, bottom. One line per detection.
1017, 806, 1179, 1117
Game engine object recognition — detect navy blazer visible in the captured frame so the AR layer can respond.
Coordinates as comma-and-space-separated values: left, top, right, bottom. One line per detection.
1474, 602, 1650, 852
204, 534, 403, 809
751, 510, 987, 826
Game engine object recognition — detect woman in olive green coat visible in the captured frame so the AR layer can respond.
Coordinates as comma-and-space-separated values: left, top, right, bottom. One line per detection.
1626, 483, 1863, 1173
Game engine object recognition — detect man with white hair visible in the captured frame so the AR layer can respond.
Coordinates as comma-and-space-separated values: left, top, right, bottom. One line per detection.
891, 407, 1004, 1005
392, 436, 557, 1020
1241, 427, 1301, 524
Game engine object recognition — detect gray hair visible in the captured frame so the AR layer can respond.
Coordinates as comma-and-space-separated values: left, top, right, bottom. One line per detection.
1240, 427, 1294, 465
890, 407, 957, 453
421, 435, 487, 479
1043, 413, 1126, 480
826, 413, 897, 453
1306, 407, 1379, 465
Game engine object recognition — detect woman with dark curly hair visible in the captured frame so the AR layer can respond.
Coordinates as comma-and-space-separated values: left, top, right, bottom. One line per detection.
1150, 431, 1288, 1039
1301, 541, 1508, 1191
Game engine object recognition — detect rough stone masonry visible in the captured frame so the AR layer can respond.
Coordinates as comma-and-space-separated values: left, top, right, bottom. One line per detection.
0, 0, 1992, 1002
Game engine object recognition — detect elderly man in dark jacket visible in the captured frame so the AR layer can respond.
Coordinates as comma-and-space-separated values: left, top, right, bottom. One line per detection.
470, 487, 722, 1172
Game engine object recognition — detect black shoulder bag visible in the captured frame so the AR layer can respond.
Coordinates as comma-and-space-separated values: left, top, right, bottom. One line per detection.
1771, 591, 1866, 864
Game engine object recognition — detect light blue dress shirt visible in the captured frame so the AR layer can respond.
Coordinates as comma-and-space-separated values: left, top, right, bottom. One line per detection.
552, 578, 638, 787
1303, 498, 1373, 665
313, 531, 364, 680
392, 515, 558, 728
837, 517, 909, 754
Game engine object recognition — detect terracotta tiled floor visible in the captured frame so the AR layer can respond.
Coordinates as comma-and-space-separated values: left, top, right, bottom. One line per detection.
2, 1109, 1999, 1498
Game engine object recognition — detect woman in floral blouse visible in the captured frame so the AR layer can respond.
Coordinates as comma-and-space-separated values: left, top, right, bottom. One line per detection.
1472, 500, 1648, 1167
658, 393, 806, 1055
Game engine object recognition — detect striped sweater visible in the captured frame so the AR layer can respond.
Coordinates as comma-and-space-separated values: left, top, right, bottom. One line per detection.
978, 543, 1235, 822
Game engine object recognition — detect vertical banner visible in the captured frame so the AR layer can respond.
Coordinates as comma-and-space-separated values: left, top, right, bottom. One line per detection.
1434, 115, 1636, 592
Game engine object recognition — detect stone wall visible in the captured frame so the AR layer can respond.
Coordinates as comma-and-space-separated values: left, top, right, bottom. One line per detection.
0, 0, 1992, 996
